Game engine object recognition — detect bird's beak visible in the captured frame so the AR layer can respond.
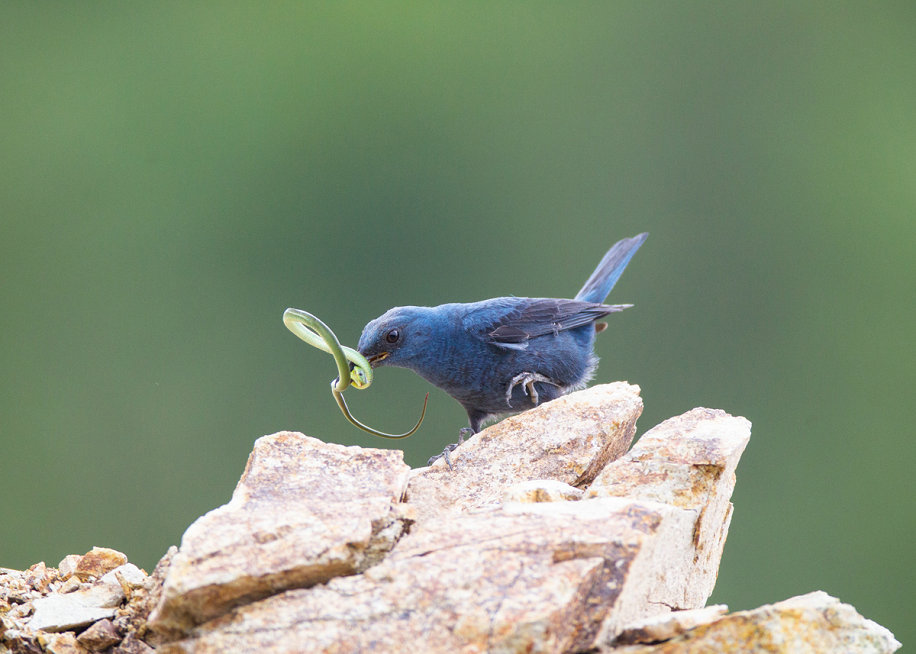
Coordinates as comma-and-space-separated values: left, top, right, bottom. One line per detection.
357, 351, 389, 369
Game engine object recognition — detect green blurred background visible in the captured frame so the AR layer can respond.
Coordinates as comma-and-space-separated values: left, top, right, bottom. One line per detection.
2, 2, 913, 646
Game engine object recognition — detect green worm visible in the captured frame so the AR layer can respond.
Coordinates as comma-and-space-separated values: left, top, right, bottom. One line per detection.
283, 308, 427, 439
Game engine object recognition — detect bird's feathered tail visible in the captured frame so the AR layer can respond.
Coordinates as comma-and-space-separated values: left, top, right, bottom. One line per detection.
575, 233, 648, 303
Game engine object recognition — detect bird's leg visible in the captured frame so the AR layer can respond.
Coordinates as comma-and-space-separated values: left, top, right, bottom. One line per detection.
506, 372, 561, 407
457, 427, 473, 445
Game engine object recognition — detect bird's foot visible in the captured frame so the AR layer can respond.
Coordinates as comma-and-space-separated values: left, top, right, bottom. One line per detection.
427, 427, 475, 470
506, 372, 560, 407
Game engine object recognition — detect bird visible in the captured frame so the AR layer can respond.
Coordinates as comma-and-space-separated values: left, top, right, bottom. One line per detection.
356, 233, 647, 463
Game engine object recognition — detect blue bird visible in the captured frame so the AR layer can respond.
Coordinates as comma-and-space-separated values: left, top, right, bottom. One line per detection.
356, 233, 647, 462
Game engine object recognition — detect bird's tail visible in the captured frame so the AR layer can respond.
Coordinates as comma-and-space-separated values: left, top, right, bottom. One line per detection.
575, 233, 648, 303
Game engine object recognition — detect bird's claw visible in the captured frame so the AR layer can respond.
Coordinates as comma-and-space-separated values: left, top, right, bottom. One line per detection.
506, 372, 559, 407
427, 442, 459, 470
427, 427, 475, 470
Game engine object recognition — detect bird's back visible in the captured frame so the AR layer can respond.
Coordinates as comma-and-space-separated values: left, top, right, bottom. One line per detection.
412, 298, 605, 416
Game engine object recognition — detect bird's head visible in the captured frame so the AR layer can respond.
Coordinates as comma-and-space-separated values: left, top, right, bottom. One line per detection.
356, 305, 435, 371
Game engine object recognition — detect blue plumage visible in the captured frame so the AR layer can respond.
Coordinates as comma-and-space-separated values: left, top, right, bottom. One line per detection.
357, 233, 647, 440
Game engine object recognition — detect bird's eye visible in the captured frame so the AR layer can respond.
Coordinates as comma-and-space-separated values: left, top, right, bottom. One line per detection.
385, 328, 400, 344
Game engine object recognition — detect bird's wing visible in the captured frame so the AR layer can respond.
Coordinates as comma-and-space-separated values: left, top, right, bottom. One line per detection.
468, 298, 631, 350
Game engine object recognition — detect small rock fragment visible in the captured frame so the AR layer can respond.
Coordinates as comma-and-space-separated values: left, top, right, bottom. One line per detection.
25, 563, 50, 593
76, 618, 122, 651
9, 601, 35, 619
501, 479, 585, 503
101, 564, 147, 601
37, 631, 87, 653
2, 626, 43, 654
114, 634, 155, 653
58, 577, 83, 594
74, 548, 128, 582
57, 556, 82, 581
102, 564, 146, 589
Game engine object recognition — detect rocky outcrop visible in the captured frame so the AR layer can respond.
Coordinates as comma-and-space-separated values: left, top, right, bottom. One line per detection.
0, 383, 900, 653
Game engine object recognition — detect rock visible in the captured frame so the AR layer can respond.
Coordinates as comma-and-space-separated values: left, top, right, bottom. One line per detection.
0, 569, 34, 607
589, 408, 751, 640
36, 631, 87, 654
24, 563, 50, 594
138, 547, 176, 642
147, 433, 413, 636
6, 384, 897, 653
58, 577, 82, 594
27, 593, 117, 633
76, 618, 122, 651
1, 624, 43, 654
57, 556, 82, 581
157, 402, 751, 653
161, 498, 678, 653
502, 479, 585, 503
613, 605, 729, 645
74, 548, 128, 582
102, 564, 147, 601
606, 592, 901, 653
115, 634, 156, 653
406, 382, 643, 522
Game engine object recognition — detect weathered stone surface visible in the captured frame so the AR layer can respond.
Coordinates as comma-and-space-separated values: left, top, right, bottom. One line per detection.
74, 547, 128, 582
162, 498, 681, 654
613, 605, 729, 645
147, 432, 413, 636
76, 618, 122, 651
590, 408, 751, 640
502, 479, 585, 503
607, 592, 901, 653
407, 382, 643, 522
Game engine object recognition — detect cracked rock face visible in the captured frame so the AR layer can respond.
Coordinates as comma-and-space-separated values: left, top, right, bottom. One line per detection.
146, 433, 412, 636
163, 500, 666, 654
